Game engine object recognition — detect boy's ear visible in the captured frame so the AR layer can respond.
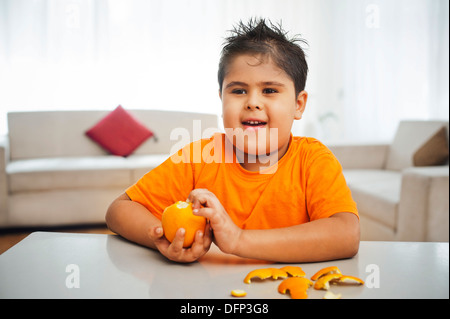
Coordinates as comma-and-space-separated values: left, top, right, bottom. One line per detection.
294, 91, 308, 120
218, 89, 222, 100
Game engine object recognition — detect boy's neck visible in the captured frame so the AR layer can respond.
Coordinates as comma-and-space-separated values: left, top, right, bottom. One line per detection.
234, 140, 290, 173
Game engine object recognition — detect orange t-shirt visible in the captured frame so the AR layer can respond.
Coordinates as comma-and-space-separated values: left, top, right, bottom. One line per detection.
126, 133, 358, 229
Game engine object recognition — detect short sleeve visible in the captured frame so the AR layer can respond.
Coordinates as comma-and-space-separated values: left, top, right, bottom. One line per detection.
126, 144, 195, 220
305, 150, 358, 221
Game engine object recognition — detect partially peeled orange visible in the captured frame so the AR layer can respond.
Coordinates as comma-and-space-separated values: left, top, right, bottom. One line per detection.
161, 201, 207, 248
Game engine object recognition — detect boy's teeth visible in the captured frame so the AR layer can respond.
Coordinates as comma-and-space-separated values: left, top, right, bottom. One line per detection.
245, 120, 265, 125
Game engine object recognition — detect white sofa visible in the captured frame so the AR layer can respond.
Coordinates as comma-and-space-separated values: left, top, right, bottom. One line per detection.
0, 110, 218, 228
329, 120, 449, 242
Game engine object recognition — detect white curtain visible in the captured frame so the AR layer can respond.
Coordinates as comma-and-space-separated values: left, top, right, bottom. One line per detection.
1, 0, 448, 143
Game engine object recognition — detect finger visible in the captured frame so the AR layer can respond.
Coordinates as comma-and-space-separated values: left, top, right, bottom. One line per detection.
149, 227, 172, 254
202, 223, 213, 250
148, 226, 164, 241
187, 189, 203, 204
193, 206, 217, 221
168, 228, 186, 255
192, 200, 202, 212
189, 189, 214, 209
188, 230, 206, 259
187, 192, 201, 211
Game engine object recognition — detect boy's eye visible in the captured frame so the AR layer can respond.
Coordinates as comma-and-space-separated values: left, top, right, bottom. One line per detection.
232, 89, 247, 94
263, 88, 278, 94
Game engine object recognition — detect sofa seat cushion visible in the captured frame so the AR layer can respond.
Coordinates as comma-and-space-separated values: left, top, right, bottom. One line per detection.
343, 169, 402, 229
6, 154, 168, 192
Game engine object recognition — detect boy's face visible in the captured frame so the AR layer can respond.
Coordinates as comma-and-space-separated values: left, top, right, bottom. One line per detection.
220, 54, 307, 161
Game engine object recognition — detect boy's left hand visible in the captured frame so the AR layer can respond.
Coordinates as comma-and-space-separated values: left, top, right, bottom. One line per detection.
188, 188, 242, 255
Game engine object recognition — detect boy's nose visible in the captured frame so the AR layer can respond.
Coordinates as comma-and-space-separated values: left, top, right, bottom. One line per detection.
246, 104, 262, 110
246, 92, 263, 110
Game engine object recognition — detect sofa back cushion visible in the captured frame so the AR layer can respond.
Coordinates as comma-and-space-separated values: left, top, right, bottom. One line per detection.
7, 110, 218, 160
385, 120, 449, 171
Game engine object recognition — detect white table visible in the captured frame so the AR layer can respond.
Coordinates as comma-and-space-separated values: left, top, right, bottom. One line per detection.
0, 232, 448, 299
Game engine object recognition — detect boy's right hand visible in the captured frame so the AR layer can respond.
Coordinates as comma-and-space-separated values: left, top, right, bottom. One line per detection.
148, 224, 212, 263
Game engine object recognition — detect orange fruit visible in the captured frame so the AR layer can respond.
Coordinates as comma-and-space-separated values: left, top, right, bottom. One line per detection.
161, 201, 207, 248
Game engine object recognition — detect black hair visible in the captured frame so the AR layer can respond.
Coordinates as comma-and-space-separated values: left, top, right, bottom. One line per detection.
218, 18, 309, 95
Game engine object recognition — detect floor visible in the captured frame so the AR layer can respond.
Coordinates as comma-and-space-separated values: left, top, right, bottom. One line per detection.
0, 224, 115, 255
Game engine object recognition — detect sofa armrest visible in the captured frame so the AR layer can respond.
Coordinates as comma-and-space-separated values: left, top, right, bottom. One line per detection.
328, 143, 389, 169
397, 166, 449, 241
0, 135, 9, 225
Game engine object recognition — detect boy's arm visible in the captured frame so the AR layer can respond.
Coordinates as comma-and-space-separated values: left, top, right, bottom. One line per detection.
234, 212, 360, 263
106, 193, 161, 249
189, 189, 360, 263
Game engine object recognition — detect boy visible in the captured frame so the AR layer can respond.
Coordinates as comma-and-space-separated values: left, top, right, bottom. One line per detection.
106, 19, 359, 263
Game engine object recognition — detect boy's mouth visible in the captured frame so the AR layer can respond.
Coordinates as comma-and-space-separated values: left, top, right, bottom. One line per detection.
241, 119, 267, 130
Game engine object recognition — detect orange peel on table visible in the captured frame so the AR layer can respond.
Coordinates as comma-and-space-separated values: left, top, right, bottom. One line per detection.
243, 268, 288, 284
271, 268, 290, 280
279, 266, 306, 277
278, 277, 314, 299
310, 266, 342, 281
313, 273, 343, 290
231, 289, 247, 297
337, 275, 365, 285
323, 291, 342, 299
240, 265, 364, 298
314, 273, 365, 290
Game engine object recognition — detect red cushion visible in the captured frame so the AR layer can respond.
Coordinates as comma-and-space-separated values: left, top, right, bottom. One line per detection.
85, 105, 154, 157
